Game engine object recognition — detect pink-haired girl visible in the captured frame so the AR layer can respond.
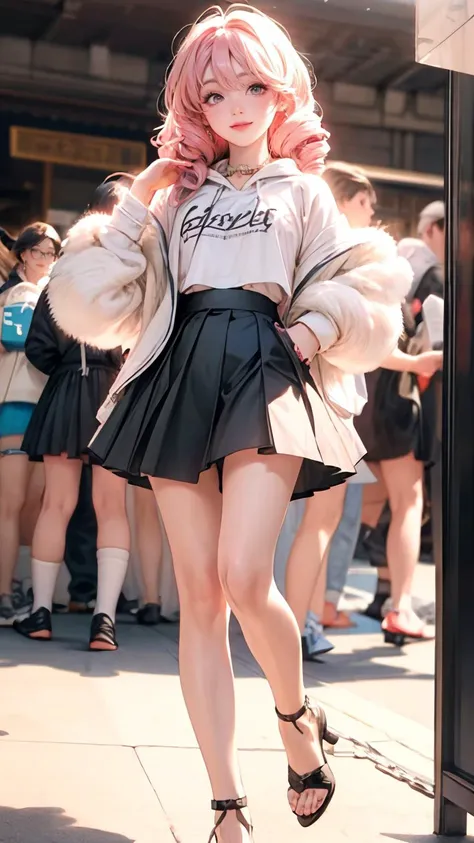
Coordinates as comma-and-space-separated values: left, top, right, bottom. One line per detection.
46, 6, 411, 840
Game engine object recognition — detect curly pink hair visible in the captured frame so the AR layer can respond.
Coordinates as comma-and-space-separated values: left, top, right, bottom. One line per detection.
154, 4, 330, 205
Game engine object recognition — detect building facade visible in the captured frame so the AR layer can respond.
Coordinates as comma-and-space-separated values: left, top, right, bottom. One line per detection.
0, 0, 445, 235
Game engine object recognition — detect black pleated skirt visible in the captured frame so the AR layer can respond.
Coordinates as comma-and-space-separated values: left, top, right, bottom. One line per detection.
90, 289, 363, 499
355, 368, 437, 464
23, 364, 119, 461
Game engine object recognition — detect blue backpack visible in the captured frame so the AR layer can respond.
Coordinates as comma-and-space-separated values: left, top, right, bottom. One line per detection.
2, 301, 35, 351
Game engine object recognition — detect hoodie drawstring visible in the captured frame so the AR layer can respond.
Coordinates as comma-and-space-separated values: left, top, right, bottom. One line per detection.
80, 343, 89, 377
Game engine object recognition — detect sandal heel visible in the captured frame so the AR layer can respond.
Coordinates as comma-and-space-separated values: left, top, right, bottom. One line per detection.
384, 630, 405, 646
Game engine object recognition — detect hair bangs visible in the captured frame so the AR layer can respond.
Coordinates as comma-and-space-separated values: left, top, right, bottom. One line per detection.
203, 26, 286, 95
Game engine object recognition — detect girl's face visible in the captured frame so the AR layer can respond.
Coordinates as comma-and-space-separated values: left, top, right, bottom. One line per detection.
200, 61, 279, 149
339, 190, 376, 229
21, 237, 57, 280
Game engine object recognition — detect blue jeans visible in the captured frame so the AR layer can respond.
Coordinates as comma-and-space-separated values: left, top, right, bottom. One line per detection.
325, 484, 363, 606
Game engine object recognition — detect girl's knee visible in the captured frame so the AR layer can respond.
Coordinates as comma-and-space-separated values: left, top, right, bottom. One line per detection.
41, 489, 78, 522
390, 482, 424, 515
0, 489, 26, 518
219, 547, 270, 614
93, 491, 126, 522
178, 560, 225, 623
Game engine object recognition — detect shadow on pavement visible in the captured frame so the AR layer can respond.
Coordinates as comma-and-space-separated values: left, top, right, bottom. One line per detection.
0, 614, 433, 686
0, 806, 134, 843
303, 646, 434, 684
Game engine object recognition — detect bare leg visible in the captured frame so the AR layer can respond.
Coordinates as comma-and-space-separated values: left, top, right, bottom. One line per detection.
32, 456, 83, 562
380, 453, 424, 611
92, 466, 130, 552
150, 469, 246, 842
133, 485, 163, 605
20, 462, 45, 547
308, 487, 347, 620
219, 450, 329, 820
285, 484, 346, 631
0, 436, 34, 594
23, 456, 83, 621
361, 463, 387, 529
309, 544, 330, 617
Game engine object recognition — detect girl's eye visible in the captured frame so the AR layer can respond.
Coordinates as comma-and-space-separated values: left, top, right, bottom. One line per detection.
249, 84, 267, 95
203, 92, 223, 105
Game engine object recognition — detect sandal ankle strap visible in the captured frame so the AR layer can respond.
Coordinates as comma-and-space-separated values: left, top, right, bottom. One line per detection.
275, 695, 310, 734
209, 796, 252, 843
211, 796, 247, 811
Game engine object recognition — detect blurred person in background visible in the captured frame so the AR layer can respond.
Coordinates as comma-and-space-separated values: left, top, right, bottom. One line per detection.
354, 201, 444, 642
65, 176, 164, 625
90, 177, 165, 626
0, 226, 16, 253
362, 201, 445, 626
61, 175, 135, 617
0, 240, 15, 282
133, 484, 164, 625
13, 178, 133, 650
285, 163, 377, 658
0, 222, 61, 625
323, 162, 377, 229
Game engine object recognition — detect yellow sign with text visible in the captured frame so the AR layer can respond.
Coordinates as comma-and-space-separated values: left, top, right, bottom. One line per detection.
10, 126, 147, 173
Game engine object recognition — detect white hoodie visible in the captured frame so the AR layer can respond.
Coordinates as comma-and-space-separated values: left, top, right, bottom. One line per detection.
47, 158, 412, 424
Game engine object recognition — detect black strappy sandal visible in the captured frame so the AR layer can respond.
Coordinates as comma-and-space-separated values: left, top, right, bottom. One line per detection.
276, 695, 339, 828
13, 607, 52, 640
89, 613, 118, 651
208, 797, 253, 842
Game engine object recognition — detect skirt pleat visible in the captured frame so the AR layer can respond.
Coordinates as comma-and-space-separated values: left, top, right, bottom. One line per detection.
23, 366, 118, 461
90, 290, 365, 499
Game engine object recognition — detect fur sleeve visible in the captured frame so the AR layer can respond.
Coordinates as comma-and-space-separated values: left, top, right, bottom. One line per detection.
47, 197, 150, 349
289, 228, 413, 374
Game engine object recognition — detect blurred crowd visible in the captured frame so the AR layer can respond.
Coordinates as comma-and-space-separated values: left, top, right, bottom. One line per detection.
286, 165, 443, 657
0, 163, 444, 656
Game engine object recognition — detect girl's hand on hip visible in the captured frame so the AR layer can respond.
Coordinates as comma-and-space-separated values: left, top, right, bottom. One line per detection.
286, 323, 320, 364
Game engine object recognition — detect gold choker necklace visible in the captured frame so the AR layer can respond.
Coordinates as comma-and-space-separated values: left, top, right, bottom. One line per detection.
226, 157, 272, 178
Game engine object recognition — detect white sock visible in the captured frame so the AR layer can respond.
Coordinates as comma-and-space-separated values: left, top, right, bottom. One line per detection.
94, 548, 129, 623
32, 559, 61, 613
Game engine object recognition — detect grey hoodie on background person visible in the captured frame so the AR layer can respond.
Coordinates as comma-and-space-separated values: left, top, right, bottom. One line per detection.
397, 237, 443, 309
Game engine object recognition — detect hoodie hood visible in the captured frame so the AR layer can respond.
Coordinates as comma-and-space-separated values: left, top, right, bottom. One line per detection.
397, 237, 440, 298
207, 157, 300, 190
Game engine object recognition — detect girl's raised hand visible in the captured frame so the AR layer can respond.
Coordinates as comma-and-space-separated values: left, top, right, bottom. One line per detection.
131, 158, 192, 205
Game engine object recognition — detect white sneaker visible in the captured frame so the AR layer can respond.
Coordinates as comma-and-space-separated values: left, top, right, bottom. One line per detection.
0, 594, 29, 626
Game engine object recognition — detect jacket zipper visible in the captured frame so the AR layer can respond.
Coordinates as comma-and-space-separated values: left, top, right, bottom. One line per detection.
108, 217, 177, 402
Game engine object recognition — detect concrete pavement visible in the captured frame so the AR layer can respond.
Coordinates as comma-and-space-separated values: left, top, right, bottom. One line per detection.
0, 562, 473, 843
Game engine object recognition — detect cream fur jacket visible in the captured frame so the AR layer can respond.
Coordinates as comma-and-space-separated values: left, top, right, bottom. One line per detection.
47, 187, 412, 424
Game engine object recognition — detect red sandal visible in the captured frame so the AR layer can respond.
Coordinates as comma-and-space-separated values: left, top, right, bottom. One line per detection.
382, 609, 435, 646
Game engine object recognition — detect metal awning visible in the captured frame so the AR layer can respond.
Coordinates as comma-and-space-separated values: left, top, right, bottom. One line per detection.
0, 0, 445, 92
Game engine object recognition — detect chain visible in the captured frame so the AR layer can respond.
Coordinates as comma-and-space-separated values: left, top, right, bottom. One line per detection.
327, 731, 435, 799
